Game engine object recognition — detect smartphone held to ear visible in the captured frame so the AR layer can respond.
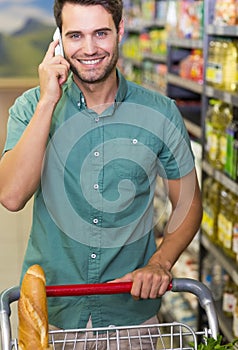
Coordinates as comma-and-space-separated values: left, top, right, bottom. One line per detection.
53, 28, 64, 57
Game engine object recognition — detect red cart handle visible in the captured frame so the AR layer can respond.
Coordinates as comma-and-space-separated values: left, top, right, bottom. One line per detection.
46, 281, 173, 297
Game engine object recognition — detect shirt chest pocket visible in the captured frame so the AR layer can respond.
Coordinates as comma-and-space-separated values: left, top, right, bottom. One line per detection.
111, 136, 158, 180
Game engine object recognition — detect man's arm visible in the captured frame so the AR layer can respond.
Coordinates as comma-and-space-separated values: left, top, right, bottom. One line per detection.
0, 41, 70, 212
114, 168, 202, 299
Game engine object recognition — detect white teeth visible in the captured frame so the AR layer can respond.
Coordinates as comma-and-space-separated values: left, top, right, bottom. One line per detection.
81, 59, 101, 65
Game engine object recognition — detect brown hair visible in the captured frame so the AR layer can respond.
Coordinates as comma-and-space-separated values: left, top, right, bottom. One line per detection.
54, 0, 123, 32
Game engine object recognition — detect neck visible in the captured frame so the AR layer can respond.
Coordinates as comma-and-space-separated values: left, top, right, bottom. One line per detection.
73, 70, 118, 113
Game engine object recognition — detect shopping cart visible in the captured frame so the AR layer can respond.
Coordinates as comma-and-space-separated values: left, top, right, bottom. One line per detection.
0, 278, 219, 350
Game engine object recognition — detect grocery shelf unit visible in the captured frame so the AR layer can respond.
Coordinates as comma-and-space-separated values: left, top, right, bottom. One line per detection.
121, 0, 203, 330
121, 0, 238, 342
199, 0, 238, 342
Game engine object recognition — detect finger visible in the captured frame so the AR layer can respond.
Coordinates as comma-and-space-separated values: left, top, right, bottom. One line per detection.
149, 277, 163, 299
157, 274, 172, 297
43, 41, 60, 61
110, 273, 133, 283
132, 269, 155, 299
131, 278, 142, 299
54, 66, 70, 86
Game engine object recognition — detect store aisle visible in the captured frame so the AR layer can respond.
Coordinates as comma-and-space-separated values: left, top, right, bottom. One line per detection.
0, 200, 32, 340
0, 201, 32, 291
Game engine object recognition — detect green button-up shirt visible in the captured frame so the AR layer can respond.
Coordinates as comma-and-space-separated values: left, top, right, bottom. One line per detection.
4, 70, 194, 329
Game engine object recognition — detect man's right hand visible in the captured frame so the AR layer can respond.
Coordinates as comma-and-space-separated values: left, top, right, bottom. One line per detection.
38, 40, 70, 105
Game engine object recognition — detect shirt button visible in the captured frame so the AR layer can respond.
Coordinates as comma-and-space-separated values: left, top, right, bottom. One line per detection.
95, 117, 100, 123
94, 184, 99, 190
132, 139, 138, 144
91, 253, 97, 259
94, 151, 100, 157
93, 218, 99, 224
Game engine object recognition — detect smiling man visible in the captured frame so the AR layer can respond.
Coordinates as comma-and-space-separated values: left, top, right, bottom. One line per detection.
0, 0, 202, 347
62, 3, 121, 85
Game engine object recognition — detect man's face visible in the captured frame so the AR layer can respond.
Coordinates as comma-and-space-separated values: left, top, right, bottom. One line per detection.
61, 3, 124, 84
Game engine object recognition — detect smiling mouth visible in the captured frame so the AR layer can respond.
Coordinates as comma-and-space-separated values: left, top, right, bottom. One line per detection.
79, 58, 103, 65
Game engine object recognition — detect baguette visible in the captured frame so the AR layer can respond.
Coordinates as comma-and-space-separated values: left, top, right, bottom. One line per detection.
18, 264, 50, 350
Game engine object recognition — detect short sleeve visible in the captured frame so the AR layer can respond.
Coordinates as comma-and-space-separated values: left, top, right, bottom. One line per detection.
2, 87, 40, 155
157, 99, 195, 179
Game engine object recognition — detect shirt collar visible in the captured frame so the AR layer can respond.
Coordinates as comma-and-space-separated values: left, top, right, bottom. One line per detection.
65, 69, 128, 114
115, 69, 128, 103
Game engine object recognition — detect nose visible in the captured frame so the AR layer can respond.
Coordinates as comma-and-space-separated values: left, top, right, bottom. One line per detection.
83, 35, 97, 55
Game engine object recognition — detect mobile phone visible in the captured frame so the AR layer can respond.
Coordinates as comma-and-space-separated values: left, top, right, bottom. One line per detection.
53, 28, 64, 57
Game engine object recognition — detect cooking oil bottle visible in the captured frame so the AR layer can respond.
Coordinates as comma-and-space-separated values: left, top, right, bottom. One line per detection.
206, 40, 223, 88
202, 178, 220, 243
225, 107, 238, 179
217, 186, 231, 248
233, 138, 238, 182
201, 176, 214, 237
222, 275, 237, 318
207, 101, 232, 170
206, 100, 222, 167
222, 192, 236, 260
232, 199, 238, 262
233, 289, 238, 337
219, 104, 233, 170
204, 99, 218, 161
221, 39, 238, 92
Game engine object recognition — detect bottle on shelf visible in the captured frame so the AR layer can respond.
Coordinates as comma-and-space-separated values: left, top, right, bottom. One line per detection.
206, 40, 223, 89
206, 39, 238, 92
219, 104, 233, 170
201, 253, 213, 291
221, 39, 238, 92
201, 253, 225, 301
232, 199, 238, 263
222, 275, 237, 318
211, 261, 225, 301
225, 106, 238, 180
233, 290, 238, 337
217, 186, 234, 255
233, 138, 238, 182
205, 100, 222, 167
206, 100, 232, 170
222, 192, 237, 260
201, 177, 220, 243
204, 99, 217, 162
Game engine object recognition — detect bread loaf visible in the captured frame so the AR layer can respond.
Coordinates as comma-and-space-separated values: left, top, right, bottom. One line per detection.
18, 264, 50, 350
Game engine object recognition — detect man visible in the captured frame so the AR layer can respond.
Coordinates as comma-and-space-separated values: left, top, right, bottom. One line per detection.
0, 0, 202, 339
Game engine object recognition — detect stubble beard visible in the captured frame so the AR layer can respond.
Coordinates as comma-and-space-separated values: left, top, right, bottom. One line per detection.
68, 43, 119, 85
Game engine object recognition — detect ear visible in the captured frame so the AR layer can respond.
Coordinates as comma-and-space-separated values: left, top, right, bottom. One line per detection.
118, 18, 124, 43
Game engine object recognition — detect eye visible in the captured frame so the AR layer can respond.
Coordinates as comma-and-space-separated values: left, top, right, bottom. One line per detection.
71, 33, 81, 39
96, 31, 107, 38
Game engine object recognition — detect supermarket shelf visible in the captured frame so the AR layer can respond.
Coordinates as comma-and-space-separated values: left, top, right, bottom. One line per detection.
207, 24, 238, 37
202, 160, 238, 195
167, 38, 203, 49
184, 119, 202, 139
167, 73, 203, 94
142, 83, 166, 96
142, 53, 167, 63
144, 19, 166, 29
126, 19, 166, 33
201, 234, 238, 285
215, 301, 234, 343
205, 85, 238, 107
123, 57, 142, 68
